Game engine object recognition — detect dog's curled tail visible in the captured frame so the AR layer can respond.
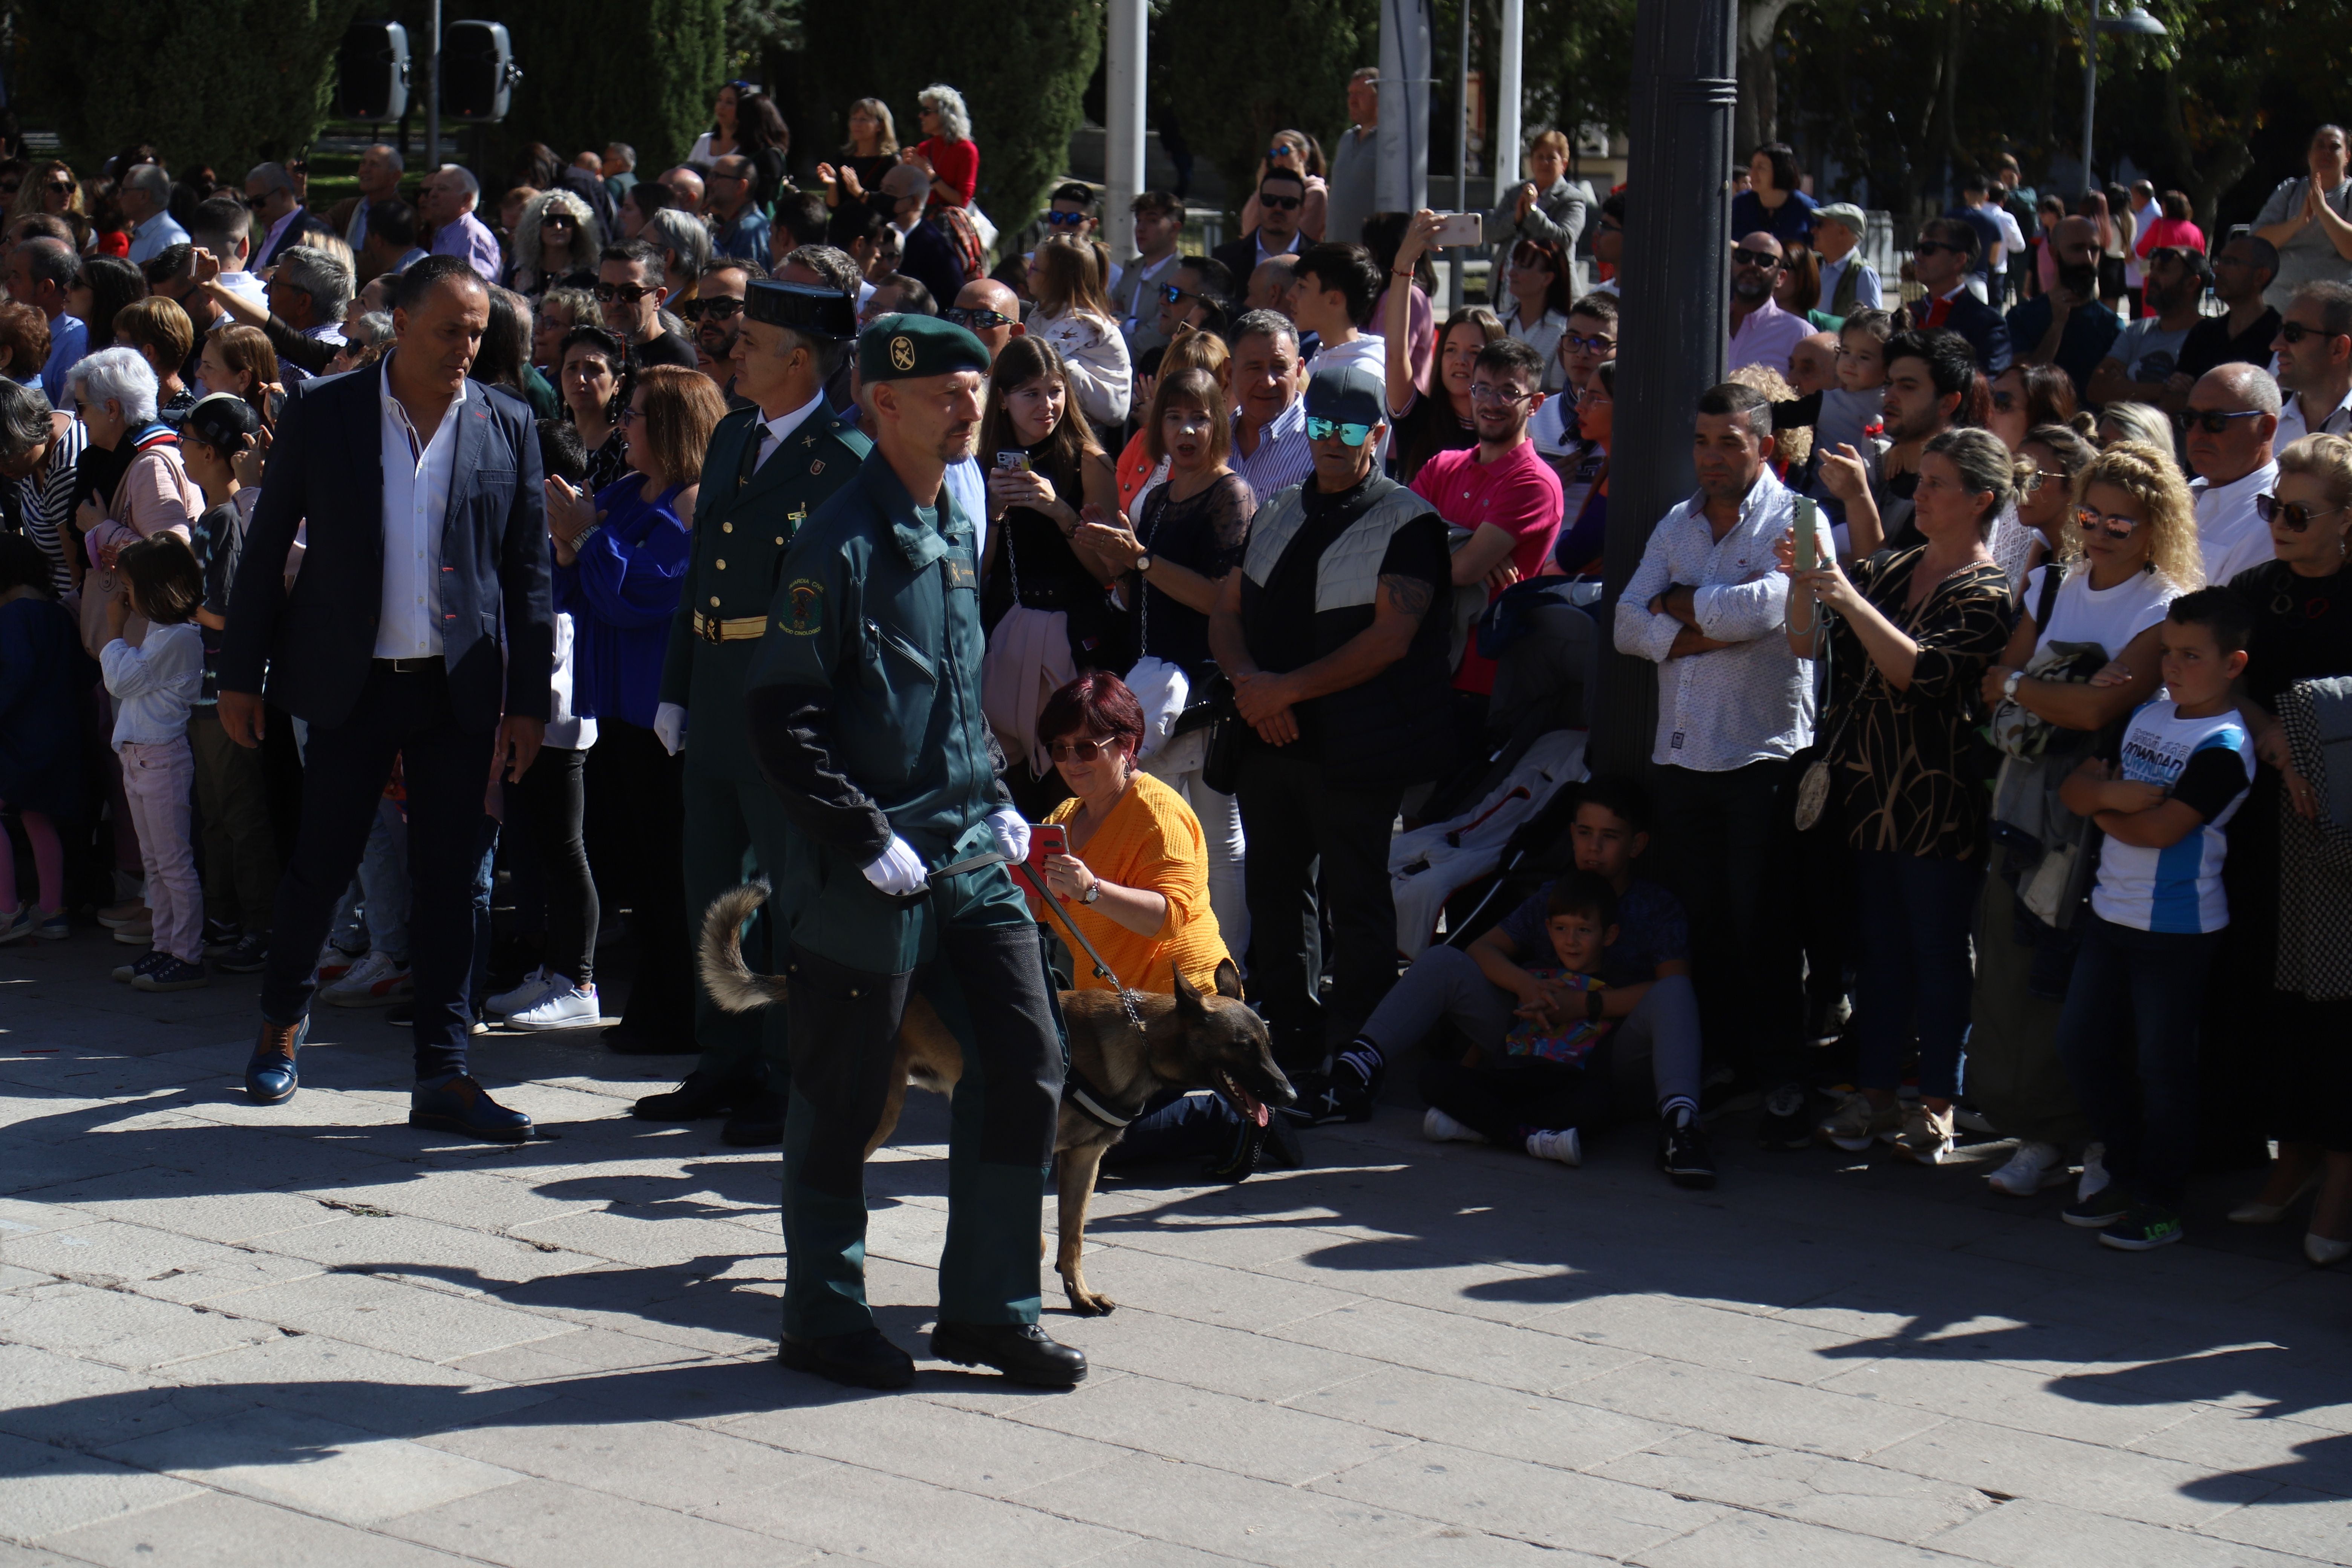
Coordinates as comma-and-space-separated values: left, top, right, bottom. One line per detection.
697, 880, 789, 1014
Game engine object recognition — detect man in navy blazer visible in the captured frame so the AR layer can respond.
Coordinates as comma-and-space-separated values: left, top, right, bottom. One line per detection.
220, 254, 555, 1141
1896, 216, 2013, 375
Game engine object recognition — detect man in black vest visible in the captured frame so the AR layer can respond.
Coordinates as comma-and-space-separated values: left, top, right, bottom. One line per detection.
1208, 363, 1453, 1107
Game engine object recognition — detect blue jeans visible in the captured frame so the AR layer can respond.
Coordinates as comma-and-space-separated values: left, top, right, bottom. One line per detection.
328, 795, 410, 959
2055, 914, 2223, 1208
1851, 850, 1984, 1099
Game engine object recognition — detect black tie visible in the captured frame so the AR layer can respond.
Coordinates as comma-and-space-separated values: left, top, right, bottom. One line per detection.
737, 424, 771, 492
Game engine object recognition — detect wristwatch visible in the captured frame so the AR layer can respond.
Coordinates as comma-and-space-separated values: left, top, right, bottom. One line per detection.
1133, 552, 1154, 574
1080, 881, 1102, 905
2003, 669, 2024, 701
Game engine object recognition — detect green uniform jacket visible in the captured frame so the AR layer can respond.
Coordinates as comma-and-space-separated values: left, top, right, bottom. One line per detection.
659, 400, 870, 782
744, 450, 1009, 868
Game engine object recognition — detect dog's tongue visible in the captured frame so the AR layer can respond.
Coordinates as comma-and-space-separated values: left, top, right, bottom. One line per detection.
1250, 1098, 1269, 1128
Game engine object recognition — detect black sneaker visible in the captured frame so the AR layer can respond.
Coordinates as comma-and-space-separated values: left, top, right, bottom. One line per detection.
215, 932, 270, 974
1756, 1083, 1814, 1150
2063, 1186, 2133, 1228
1329, 1041, 1385, 1122
111, 949, 167, 984
132, 956, 209, 992
2099, 1203, 2184, 1251
202, 918, 242, 958
1660, 1113, 1717, 1189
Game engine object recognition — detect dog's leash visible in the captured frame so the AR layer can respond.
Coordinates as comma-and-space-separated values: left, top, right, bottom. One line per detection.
928, 848, 1148, 1034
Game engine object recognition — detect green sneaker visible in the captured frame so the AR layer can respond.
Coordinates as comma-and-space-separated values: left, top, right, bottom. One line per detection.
2063, 1185, 2133, 1228
2099, 1204, 2184, 1251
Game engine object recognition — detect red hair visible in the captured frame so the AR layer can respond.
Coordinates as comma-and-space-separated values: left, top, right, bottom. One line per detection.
1038, 671, 1145, 754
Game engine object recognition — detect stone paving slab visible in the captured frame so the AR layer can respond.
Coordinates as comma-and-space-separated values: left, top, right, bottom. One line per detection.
8, 931, 2352, 1566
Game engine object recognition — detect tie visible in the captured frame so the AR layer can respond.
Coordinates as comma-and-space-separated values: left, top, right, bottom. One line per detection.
737, 423, 771, 492
1923, 295, 1952, 329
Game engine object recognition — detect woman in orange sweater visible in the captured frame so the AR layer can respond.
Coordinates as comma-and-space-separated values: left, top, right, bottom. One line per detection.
1026, 672, 1233, 995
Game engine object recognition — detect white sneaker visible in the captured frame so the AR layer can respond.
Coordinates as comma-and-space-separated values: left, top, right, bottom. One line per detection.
1526, 1128, 1582, 1167
507, 982, 601, 1031
314, 936, 367, 984
1986, 1140, 2071, 1196
320, 950, 412, 1007
1423, 1107, 1482, 1143
487, 966, 557, 1017
2077, 1142, 2111, 1204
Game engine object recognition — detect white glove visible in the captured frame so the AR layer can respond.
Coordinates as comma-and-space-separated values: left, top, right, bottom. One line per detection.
654, 702, 689, 756
986, 806, 1031, 865
862, 835, 928, 896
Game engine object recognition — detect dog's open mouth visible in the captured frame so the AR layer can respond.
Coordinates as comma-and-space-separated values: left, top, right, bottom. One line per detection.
1219, 1070, 1269, 1127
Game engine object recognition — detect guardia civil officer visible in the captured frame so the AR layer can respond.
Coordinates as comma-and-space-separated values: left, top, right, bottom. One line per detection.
745, 314, 1085, 1390
631, 281, 870, 1145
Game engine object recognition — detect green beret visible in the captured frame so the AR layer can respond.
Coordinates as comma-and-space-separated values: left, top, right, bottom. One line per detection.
859, 313, 991, 383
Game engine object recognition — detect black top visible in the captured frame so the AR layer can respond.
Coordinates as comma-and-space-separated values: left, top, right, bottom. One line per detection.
634, 331, 699, 371
1390, 389, 1475, 488
983, 440, 1130, 669
2232, 558, 2352, 709
2178, 306, 2285, 383
1132, 470, 1255, 671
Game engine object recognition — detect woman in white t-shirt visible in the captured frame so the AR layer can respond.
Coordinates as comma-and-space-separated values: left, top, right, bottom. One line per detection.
1969, 440, 2202, 1201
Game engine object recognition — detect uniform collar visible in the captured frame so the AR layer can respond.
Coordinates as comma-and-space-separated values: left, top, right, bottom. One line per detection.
868, 454, 965, 571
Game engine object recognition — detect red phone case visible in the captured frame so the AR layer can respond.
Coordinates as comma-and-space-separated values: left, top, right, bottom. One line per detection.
1026, 824, 1067, 867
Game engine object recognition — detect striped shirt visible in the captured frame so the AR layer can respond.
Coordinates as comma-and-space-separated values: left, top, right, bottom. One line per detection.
1230, 397, 1312, 503
6, 413, 83, 596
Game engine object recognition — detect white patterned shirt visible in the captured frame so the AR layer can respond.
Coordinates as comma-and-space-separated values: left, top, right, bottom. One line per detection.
375, 358, 468, 659
1614, 465, 1814, 771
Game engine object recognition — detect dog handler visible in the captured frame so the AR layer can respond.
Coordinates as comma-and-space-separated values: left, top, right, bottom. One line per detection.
744, 313, 1085, 1391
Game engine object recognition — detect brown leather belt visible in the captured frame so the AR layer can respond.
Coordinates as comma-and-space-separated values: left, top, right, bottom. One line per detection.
696, 612, 767, 643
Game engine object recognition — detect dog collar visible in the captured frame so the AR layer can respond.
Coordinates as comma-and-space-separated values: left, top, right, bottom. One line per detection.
1065, 1066, 1148, 1130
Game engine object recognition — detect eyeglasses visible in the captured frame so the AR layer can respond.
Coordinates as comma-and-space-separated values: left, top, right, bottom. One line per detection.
2279, 321, 2347, 346
2256, 493, 2347, 531
682, 295, 743, 321
1048, 737, 1125, 763
596, 282, 658, 303
1259, 193, 1302, 211
1730, 247, 1782, 269
1468, 383, 1532, 405
2075, 506, 2144, 541
2182, 407, 2265, 435
1562, 332, 1614, 354
1042, 210, 1091, 227
1913, 239, 1965, 257
1305, 415, 1375, 446
945, 306, 1016, 331
616, 404, 644, 426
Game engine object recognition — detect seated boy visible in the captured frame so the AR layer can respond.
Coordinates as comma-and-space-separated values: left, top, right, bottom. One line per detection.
1331, 776, 1712, 1188
1419, 873, 1618, 1168
2054, 587, 2254, 1252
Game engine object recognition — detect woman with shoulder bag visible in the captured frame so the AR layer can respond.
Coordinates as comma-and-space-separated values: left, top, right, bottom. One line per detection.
1968, 440, 2200, 1197
1073, 366, 1256, 956
1784, 427, 2019, 1164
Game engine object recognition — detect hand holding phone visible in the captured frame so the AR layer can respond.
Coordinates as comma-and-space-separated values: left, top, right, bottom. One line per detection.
1793, 497, 1821, 573
1430, 212, 1484, 248
1026, 822, 1069, 868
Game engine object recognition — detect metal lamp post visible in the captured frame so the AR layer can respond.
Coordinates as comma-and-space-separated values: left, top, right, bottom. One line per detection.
2079, 1, 2167, 190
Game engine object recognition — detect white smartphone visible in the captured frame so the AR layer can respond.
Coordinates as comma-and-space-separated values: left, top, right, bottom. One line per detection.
1794, 496, 1822, 573
1430, 212, 1484, 248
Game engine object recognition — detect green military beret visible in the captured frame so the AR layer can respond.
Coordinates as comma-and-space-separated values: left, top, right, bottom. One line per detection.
858, 312, 991, 383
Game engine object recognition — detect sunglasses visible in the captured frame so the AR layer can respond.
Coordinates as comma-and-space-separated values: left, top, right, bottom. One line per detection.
1731, 247, 1782, 268
1048, 737, 1125, 763
2256, 493, 2347, 531
1913, 239, 1965, 257
596, 282, 658, 303
1991, 390, 2017, 412
1042, 210, 1091, 227
1509, 247, 1555, 270
2075, 506, 2143, 541
1267, 145, 1298, 161
2181, 407, 2264, 434
945, 306, 1016, 331
1305, 415, 1374, 446
44, 181, 74, 195
1259, 193, 1302, 211
681, 296, 743, 320
1160, 283, 1211, 306
541, 213, 576, 229
1562, 332, 1614, 354
2279, 321, 2347, 346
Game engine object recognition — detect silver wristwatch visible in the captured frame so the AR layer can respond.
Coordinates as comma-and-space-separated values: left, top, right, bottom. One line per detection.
2003, 669, 2024, 701
1080, 882, 1102, 904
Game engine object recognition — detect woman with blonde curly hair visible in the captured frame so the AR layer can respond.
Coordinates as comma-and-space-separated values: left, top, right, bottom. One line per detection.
1966, 438, 2197, 1201
506, 190, 603, 298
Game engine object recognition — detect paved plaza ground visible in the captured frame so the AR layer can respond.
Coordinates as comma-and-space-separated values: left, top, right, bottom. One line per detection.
4, 926, 2352, 1567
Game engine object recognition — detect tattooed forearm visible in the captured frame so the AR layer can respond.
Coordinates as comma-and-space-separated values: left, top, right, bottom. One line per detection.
1380, 573, 1435, 619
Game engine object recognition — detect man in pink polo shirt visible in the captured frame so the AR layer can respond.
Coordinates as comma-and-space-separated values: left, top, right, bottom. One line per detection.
1409, 335, 1565, 706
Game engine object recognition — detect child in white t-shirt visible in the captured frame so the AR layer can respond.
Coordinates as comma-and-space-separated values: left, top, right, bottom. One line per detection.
2052, 588, 2254, 1253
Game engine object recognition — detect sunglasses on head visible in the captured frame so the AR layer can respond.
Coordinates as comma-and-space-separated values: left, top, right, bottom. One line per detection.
681, 296, 743, 321
1731, 246, 1781, 268
945, 306, 1015, 331
596, 282, 658, 303
1259, 193, 1302, 211
1048, 736, 1125, 763
2279, 320, 2347, 346
2256, 493, 2348, 531
2182, 407, 2264, 435
2075, 506, 2143, 541
1305, 415, 1374, 446
1042, 210, 1091, 227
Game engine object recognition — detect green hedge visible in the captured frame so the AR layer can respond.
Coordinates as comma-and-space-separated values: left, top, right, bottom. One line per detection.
1160, 0, 1379, 224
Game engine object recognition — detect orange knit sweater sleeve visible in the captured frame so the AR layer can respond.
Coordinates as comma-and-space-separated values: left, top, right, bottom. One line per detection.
1027, 772, 1230, 994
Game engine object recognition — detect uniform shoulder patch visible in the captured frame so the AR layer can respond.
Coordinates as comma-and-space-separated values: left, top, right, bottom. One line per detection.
780, 578, 824, 635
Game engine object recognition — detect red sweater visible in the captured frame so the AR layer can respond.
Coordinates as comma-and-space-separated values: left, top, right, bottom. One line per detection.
917, 137, 980, 207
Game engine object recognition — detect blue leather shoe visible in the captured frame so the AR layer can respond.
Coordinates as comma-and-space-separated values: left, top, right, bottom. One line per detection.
244, 1017, 308, 1105
409, 1075, 533, 1143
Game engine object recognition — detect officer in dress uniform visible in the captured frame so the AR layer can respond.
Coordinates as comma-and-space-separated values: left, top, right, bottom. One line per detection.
744, 314, 1086, 1390
631, 281, 870, 1145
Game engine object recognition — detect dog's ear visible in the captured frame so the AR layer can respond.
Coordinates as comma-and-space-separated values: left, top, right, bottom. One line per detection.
1171, 965, 1208, 1021
1212, 957, 1243, 1000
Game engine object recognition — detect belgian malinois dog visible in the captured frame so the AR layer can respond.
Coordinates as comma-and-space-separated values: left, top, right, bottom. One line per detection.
697, 881, 1296, 1314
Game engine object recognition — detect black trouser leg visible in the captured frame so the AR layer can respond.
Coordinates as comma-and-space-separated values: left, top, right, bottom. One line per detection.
517, 746, 595, 986
591, 719, 692, 1039
1651, 759, 1805, 1087
1237, 746, 1324, 1066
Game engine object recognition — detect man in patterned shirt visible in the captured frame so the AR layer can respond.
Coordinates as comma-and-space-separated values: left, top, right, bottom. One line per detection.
1614, 381, 1815, 1148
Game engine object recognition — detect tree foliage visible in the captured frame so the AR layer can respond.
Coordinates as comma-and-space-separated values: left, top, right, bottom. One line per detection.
1161, 0, 1379, 221
18, 0, 360, 172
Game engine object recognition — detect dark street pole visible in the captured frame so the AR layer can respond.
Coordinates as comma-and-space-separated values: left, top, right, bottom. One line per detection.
1592, 0, 1737, 778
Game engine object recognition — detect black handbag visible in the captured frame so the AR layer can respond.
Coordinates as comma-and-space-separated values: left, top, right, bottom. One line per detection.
1198, 673, 1246, 796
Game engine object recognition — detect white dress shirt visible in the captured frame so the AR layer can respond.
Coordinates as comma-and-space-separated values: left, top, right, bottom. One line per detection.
2276, 385, 2352, 448
1614, 465, 1813, 770
376, 359, 469, 659
2193, 459, 2280, 587
750, 390, 827, 472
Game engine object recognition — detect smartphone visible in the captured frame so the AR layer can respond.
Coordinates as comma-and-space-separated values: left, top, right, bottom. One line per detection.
1026, 823, 1067, 867
994, 450, 1031, 473
1794, 496, 1821, 573
1430, 211, 1484, 248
